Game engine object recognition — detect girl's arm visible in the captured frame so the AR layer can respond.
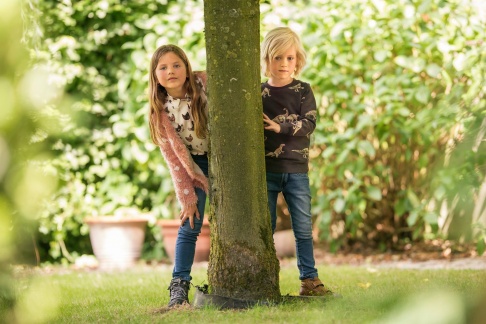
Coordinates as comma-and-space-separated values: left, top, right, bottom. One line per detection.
194, 71, 207, 91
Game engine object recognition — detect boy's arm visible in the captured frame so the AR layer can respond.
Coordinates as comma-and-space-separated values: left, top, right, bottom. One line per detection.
279, 85, 317, 136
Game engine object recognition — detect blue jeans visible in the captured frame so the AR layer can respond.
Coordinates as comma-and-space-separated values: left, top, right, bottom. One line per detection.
266, 172, 318, 280
172, 154, 208, 281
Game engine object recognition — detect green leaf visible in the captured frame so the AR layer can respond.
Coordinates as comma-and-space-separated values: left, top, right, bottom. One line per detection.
425, 63, 441, 78
423, 212, 438, 225
414, 86, 430, 104
407, 211, 418, 227
407, 190, 421, 208
322, 146, 336, 159
335, 54, 348, 67
477, 239, 485, 256
433, 186, 446, 200
453, 53, 466, 71
358, 140, 375, 157
374, 50, 389, 63
366, 186, 382, 201
334, 198, 345, 213
397, 107, 410, 117
395, 198, 407, 217
394, 56, 409, 69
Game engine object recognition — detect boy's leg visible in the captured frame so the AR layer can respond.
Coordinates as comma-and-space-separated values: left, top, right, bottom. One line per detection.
266, 172, 284, 232
282, 173, 318, 280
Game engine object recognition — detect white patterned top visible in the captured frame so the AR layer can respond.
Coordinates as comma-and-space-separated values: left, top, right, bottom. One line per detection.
164, 94, 208, 155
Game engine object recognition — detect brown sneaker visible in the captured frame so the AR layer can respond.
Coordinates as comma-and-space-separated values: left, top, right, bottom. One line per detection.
299, 277, 332, 296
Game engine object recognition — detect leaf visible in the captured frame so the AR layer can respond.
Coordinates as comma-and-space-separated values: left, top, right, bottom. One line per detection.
433, 186, 446, 200
131, 141, 149, 164
397, 107, 410, 117
394, 56, 409, 69
453, 53, 466, 71
322, 146, 336, 159
374, 50, 388, 63
356, 114, 372, 130
414, 86, 430, 104
425, 63, 441, 78
395, 198, 407, 217
407, 210, 419, 227
113, 121, 130, 138
366, 186, 382, 201
335, 54, 349, 67
477, 239, 485, 256
358, 140, 376, 157
424, 212, 438, 225
336, 149, 349, 164
334, 198, 346, 213
407, 190, 421, 208
131, 50, 146, 67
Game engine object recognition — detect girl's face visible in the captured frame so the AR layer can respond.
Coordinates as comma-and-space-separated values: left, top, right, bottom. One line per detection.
155, 51, 188, 98
268, 46, 297, 86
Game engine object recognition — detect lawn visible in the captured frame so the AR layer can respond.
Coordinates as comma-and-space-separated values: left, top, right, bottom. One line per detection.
10, 263, 486, 324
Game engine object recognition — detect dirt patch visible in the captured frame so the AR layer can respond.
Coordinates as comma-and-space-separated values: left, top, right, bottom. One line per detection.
301, 242, 486, 270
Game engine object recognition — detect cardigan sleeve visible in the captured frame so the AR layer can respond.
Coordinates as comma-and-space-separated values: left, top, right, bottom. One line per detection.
159, 141, 199, 208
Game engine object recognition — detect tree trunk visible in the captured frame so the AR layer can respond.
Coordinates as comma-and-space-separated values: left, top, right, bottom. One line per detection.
204, 0, 280, 300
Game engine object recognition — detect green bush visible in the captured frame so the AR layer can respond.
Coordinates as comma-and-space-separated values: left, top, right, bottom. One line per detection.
27, 0, 485, 262
296, 0, 485, 250
27, 0, 207, 262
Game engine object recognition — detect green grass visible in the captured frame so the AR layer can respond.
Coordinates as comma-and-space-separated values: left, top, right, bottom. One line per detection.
10, 264, 486, 324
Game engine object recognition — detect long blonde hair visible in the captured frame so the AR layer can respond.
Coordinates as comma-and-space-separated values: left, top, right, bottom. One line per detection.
148, 45, 208, 146
261, 27, 307, 77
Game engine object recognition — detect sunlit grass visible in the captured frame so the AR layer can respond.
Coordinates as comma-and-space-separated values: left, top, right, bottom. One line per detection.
11, 263, 486, 323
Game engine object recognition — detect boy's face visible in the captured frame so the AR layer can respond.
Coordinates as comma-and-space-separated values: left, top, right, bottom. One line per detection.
268, 46, 297, 86
155, 51, 188, 97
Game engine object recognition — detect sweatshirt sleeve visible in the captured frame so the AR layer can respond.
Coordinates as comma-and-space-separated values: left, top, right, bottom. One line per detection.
279, 84, 317, 137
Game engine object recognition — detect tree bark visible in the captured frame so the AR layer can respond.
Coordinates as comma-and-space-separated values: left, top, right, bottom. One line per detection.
204, 0, 280, 300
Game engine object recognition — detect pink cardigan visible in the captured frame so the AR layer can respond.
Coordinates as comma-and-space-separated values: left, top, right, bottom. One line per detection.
158, 114, 208, 209
157, 74, 209, 209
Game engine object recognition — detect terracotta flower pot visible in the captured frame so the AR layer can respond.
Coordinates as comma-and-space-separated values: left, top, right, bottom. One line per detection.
85, 216, 148, 270
157, 219, 210, 263
273, 229, 296, 258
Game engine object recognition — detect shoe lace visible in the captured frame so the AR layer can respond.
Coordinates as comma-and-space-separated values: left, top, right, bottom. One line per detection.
169, 279, 190, 300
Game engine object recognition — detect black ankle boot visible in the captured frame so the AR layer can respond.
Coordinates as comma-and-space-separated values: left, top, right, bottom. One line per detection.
168, 278, 190, 307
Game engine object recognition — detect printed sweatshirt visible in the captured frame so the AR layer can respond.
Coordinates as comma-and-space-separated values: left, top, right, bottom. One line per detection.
262, 79, 317, 173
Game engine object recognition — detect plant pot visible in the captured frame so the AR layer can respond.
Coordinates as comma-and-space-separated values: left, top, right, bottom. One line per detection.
157, 219, 210, 263
274, 229, 296, 258
85, 216, 148, 270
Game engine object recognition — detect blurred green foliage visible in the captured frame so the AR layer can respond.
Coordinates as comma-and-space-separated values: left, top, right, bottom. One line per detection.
1, 0, 59, 319
24, 0, 485, 263
295, 0, 486, 251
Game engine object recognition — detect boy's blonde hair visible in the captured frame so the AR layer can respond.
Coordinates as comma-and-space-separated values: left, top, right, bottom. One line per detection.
261, 27, 307, 77
148, 45, 208, 146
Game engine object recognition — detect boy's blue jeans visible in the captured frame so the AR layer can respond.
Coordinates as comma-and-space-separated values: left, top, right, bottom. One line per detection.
266, 172, 319, 280
172, 154, 208, 282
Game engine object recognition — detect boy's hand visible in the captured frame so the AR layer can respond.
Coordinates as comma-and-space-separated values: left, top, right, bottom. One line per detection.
263, 113, 281, 133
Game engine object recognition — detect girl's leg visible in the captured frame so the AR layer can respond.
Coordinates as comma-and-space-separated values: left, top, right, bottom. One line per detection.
172, 154, 208, 281
171, 187, 206, 281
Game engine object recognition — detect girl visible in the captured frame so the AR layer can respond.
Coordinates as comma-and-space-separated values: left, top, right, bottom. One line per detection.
148, 44, 209, 307
261, 27, 334, 296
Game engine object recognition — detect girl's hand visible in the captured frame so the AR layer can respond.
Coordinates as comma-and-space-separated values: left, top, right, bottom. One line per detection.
263, 113, 281, 133
179, 204, 200, 229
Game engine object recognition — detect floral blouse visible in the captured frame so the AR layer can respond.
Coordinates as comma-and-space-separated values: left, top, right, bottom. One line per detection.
164, 94, 208, 155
